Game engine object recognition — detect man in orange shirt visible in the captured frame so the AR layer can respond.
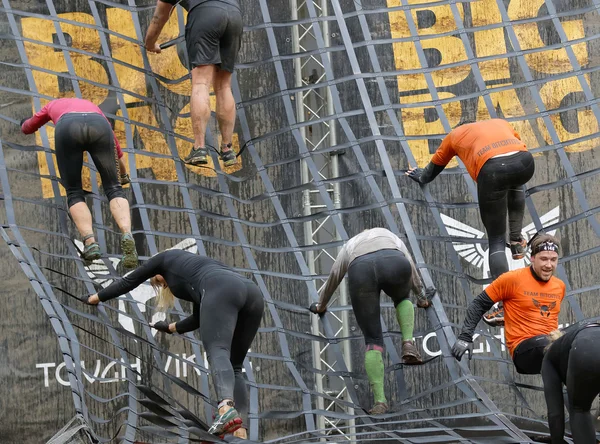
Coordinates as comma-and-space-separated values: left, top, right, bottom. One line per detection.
451, 234, 565, 375
407, 119, 536, 325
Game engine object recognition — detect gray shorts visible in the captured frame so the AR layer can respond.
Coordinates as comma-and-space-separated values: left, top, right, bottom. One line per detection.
185, 1, 243, 72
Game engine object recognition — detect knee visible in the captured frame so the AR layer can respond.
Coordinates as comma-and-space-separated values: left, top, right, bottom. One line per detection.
366, 344, 384, 353
66, 190, 86, 208
105, 185, 125, 202
393, 295, 410, 308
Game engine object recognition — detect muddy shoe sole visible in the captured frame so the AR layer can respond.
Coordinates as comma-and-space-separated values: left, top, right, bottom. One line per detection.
121, 236, 138, 269
402, 354, 423, 364
220, 150, 237, 167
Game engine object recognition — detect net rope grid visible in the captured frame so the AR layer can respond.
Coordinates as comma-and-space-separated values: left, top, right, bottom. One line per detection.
0, 0, 599, 442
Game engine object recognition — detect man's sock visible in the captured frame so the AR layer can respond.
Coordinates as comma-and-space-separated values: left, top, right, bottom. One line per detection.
364, 348, 386, 404
395, 299, 415, 341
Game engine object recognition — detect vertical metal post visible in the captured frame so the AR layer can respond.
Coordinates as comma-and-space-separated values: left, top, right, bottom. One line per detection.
290, 0, 355, 441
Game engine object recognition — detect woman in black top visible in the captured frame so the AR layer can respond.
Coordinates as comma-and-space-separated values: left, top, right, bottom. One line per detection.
85, 250, 264, 439
542, 322, 600, 444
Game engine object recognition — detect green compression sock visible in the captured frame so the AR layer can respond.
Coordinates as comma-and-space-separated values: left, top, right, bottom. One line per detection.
364, 349, 386, 404
396, 299, 415, 341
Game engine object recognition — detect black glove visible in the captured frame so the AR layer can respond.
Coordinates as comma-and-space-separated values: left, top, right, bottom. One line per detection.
309, 302, 326, 316
78, 295, 97, 305
451, 337, 473, 361
406, 168, 424, 184
19, 117, 29, 129
151, 320, 172, 334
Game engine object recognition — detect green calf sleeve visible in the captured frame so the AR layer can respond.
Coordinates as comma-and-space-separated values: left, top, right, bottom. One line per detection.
396, 299, 414, 341
364, 349, 386, 404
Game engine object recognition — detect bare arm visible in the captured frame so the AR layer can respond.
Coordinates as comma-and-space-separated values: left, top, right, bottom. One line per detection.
145, 1, 174, 53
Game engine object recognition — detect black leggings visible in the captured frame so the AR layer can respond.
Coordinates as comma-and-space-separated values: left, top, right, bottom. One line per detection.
347, 250, 413, 348
477, 151, 535, 280
200, 272, 264, 422
512, 334, 550, 375
567, 327, 600, 443
54, 113, 124, 208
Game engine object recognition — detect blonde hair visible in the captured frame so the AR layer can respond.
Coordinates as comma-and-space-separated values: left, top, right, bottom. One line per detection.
545, 329, 564, 352
150, 277, 175, 312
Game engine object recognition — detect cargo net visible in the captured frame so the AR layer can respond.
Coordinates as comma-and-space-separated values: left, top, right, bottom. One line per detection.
1, 0, 599, 442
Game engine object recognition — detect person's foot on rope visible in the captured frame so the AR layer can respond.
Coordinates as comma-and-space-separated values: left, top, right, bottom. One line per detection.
510, 238, 528, 260
184, 146, 208, 166
121, 232, 138, 269
208, 400, 243, 436
402, 340, 422, 364
81, 234, 101, 263
369, 402, 388, 415
220, 143, 237, 167
483, 303, 504, 327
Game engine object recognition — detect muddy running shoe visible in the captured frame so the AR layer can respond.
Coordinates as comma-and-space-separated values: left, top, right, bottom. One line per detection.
483, 303, 505, 327
510, 238, 528, 260
369, 402, 388, 415
82, 242, 101, 263
402, 340, 423, 364
121, 232, 138, 270
208, 404, 242, 436
220, 144, 237, 167
184, 147, 208, 166
120, 173, 131, 185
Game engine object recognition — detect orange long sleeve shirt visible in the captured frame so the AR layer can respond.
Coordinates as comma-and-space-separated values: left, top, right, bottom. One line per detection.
431, 119, 527, 181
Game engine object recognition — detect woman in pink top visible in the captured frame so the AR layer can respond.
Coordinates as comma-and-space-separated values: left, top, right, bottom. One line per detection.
21, 98, 138, 268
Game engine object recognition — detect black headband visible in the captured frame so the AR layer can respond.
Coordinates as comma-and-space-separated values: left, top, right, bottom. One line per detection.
532, 241, 559, 256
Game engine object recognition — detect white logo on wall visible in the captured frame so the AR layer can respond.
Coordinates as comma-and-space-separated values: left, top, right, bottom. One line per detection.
441, 206, 559, 284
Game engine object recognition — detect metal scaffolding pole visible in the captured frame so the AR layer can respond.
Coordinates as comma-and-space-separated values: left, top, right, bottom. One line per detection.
290, 0, 355, 441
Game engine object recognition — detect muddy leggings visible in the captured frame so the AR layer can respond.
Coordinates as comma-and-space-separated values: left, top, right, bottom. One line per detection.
566, 327, 600, 443
347, 249, 413, 348
477, 151, 535, 280
54, 112, 124, 208
200, 271, 264, 422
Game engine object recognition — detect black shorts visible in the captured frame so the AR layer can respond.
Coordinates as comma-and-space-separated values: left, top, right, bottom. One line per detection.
512, 334, 550, 375
185, 1, 243, 72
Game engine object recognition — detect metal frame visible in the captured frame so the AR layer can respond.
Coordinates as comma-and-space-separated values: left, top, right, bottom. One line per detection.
290, 0, 355, 441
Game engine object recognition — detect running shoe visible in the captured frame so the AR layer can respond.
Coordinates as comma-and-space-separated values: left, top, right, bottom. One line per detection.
220, 144, 237, 166
402, 340, 423, 364
510, 238, 528, 260
120, 173, 131, 185
369, 402, 388, 415
121, 232, 138, 269
483, 304, 505, 327
184, 147, 208, 166
208, 406, 242, 436
82, 242, 101, 263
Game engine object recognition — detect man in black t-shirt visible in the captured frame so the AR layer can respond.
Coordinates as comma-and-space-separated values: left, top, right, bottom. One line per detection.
145, 0, 242, 167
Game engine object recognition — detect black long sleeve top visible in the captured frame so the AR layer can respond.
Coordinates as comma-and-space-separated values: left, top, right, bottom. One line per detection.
98, 250, 232, 333
457, 291, 495, 342
542, 322, 600, 443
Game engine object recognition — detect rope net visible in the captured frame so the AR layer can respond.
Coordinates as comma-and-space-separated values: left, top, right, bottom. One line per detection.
0, 0, 599, 442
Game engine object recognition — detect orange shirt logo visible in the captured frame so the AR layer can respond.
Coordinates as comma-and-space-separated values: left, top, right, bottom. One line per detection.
532, 299, 557, 317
